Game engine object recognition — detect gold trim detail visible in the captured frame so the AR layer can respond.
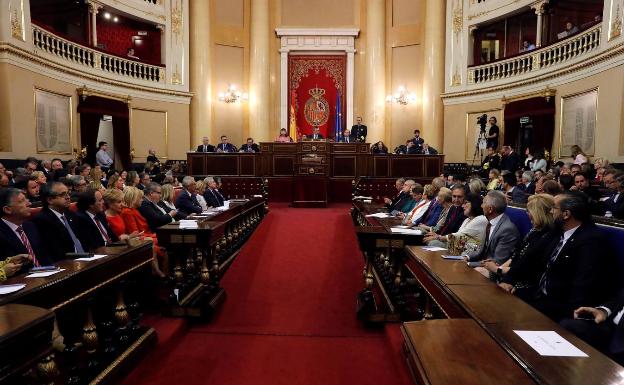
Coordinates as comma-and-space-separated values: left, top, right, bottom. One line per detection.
451, 72, 462, 87
452, 1, 463, 34
11, 9, 23, 40
78, 85, 132, 105
612, 5, 622, 40
1, 43, 192, 99
172, 64, 182, 85
501, 86, 556, 105
34, 87, 74, 155
171, 1, 183, 42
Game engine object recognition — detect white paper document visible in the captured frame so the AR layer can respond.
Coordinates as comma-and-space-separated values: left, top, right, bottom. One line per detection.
76, 254, 108, 262
390, 228, 423, 235
353, 196, 373, 200
0, 284, 26, 295
26, 269, 66, 278
365, 213, 391, 218
422, 246, 447, 251
441, 255, 464, 260
179, 220, 199, 229
513, 330, 588, 357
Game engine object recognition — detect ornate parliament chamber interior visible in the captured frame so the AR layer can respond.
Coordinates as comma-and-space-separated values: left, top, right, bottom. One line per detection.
3, 0, 624, 384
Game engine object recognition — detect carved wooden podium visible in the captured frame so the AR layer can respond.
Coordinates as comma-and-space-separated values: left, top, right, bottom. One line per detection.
293, 141, 330, 207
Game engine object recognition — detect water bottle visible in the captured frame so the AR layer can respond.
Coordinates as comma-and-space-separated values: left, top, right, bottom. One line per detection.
605, 211, 613, 218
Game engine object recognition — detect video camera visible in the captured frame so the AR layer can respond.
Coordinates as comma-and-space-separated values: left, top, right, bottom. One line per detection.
477, 114, 488, 133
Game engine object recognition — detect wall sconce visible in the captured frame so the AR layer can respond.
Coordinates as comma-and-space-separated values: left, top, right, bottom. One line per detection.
218, 84, 248, 103
385, 85, 417, 105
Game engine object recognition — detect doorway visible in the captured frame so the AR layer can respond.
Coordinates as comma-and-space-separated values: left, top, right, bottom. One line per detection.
78, 95, 131, 171
504, 96, 555, 156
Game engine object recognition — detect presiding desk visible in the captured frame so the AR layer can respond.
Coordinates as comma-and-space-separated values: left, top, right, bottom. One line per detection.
401, 246, 624, 385
187, 142, 444, 204
156, 198, 266, 319
0, 242, 155, 385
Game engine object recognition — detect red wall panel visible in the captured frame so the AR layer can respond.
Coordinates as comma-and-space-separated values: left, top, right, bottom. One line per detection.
97, 18, 161, 64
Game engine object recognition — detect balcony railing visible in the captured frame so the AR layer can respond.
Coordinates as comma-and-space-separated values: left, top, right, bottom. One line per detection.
468, 24, 601, 85
32, 24, 165, 85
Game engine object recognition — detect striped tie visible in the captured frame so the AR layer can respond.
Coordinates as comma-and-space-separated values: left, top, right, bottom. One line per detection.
16, 226, 40, 267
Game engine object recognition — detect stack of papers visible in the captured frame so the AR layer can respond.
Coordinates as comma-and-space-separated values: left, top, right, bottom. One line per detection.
365, 213, 391, 218
390, 227, 423, 235
514, 331, 588, 357
76, 254, 108, 262
0, 283, 26, 295
179, 220, 199, 229
26, 269, 65, 278
422, 246, 447, 252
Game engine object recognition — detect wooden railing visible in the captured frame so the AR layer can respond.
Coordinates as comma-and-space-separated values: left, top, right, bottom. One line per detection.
468, 24, 601, 84
32, 24, 165, 84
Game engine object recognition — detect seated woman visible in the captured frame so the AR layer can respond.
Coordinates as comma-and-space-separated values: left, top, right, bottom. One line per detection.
482, 194, 555, 299
0, 254, 31, 281
531, 151, 548, 173
418, 187, 452, 234
126, 171, 140, 188
571, 145, 588, 165
371, 141, 388, 154
104, 188, 167, 277
195, 180, 209, 211
401, 184, 435, 225
31, 171, 47, 185
160, 183, 186, 220
487, 169, 501, 191
424, 194, 487, 253
106, 174, 125, 191
275, 128, 293, 143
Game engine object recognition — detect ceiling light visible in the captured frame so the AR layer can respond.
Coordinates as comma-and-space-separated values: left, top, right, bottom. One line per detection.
113, 16, 118, 22
104, 12, 111, 19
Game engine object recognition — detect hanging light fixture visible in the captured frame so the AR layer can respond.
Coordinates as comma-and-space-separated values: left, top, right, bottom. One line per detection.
385, 85, 417, 105
218, 84, 248, 104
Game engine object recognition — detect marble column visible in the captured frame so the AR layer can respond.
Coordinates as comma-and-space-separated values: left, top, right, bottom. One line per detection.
189, 0, 211, 147
532, 1, 548, 47
365, 0, 386, 143
249, 0, 270, 142
422, 0, 446, 151
87, 1, 101, 47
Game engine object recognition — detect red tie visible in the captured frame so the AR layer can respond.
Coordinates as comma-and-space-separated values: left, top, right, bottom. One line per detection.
16, 226, 40, 267
94, 217, 112, 244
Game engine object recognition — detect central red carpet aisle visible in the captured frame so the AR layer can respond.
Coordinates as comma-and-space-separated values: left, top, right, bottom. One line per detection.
122, 204, 412, 385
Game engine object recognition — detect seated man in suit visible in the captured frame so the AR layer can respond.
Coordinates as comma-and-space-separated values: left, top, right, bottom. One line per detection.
340, 129, 355, 143
601, 172, 624, 218
216, 135, 237, 152
75, 189, 119, 250
197, 136, 215, 153
139, 182, 176, 232
559, 288, 624, 364
420, 143, 438, 155
512, 171, 535, 204
240, 137, 260, 153
175, 176, 203, 216
389, 180, 416, 215
309, 127, 324, 141
0, 188, 49, 266
437, 186, 467, 235
529, 191, 618, 322
203, 176, 225, 208
465, 190, 519, 265
31, 181, 87, 261
383, 178, 407, 212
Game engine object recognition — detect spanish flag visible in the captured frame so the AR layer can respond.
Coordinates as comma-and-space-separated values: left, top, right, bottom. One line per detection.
289, 90, 298, 142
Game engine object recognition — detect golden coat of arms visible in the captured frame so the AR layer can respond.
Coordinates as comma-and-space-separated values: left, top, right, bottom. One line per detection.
303, 86, 329, 128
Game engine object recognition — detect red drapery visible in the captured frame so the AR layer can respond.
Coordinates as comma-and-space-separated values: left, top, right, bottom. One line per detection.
288, 55, 346, 139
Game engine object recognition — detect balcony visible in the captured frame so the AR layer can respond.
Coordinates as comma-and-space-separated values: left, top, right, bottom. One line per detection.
468, 24, 601, 85
31, 24, 165, 87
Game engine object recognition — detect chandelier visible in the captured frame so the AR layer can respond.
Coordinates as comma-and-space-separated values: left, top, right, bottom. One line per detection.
385, 85, 417, 105
218, 84, 248, 103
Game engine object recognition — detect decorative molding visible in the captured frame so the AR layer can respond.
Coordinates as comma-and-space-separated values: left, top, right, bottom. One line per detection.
612, 4, 622, 40
275, 28, 360, 37
452, 1, 463, 34
10, 9, 23, 40
171, 64, 182, 85
171, 0, 183, 42
530, 0, 549, 15
501, 86, 556, 105
451, 71, 462, 86
77, 85, 132, 105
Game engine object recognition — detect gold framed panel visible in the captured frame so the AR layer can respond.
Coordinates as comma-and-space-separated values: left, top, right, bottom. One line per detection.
558, 88, 598, 158
34, 87, 73, 154
129, 107, 169, 161
465, 108, 503, 162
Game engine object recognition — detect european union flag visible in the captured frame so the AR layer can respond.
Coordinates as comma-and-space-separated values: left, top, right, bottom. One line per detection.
334, 91, 342, 140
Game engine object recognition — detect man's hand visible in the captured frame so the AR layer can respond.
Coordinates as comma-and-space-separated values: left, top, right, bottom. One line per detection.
3, 263, 22, 277
574, 307, 607, 324
169, 210, 177, 217
482, 259, 498, 273
383, 197, 392, 204
7, 254, 31, 264
498, 282, 515, 294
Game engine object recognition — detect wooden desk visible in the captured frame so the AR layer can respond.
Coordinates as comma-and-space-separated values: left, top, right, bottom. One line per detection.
156, 198, 266, 319
0, 242, 155, 385
402, 246, 624, 385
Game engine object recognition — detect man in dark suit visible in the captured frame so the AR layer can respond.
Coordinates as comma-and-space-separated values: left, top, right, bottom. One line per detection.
203, 177, 225, 208
437, 186, 466, 235
196, 137, 215, 153
384, 178, 408, 212
351, 116, 367, 142
139, 182, 176, 232
175, 176, 203, 216
239, 138, 260, 153
512, 171, 535, 204
75, 189, 118, 250
216, 135, 237, 152
601, 172, 624, 218
529, 191, 618, 322
31, 181, 87, 261
340, 129, 355, 143
0, 188, 50, 266
309, 127, 324, 141
559, 288, 624, 362
500, 146, 521, 173
466, 190, 520, 265
419, 143, 438, 155
410, 129, 425, 153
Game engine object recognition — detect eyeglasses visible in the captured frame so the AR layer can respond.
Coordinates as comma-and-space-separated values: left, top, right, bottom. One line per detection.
52, 191, 70, 197
452, 195, 464, 199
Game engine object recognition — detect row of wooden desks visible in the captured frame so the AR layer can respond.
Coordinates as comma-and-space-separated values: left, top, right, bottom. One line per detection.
402, 246, 624, 385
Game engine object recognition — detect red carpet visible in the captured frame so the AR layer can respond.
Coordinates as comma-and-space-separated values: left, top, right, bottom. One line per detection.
122, 204, 412, 385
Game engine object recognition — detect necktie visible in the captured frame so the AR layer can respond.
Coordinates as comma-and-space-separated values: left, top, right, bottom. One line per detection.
479, 221, 493, 259
16, 226, 40, 267
203, 145, 207, 152
61, 215, 85, 253
538, 236, 565, 295
94, 217, 112, 244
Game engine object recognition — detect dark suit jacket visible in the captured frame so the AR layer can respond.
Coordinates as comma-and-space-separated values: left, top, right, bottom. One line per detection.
204, 188, 224, 208
138, 199, 174, 232
419, 146, 438, 155
340, 135, 356, 143
240, 143, 260, 153
500, 151, 521, 172
196, 144, 215, 153
158, 201, 187, 220
386, 191, 409, 212
216, 143, 237, 152
438, 205, 466, 235
537, 224, 618, 321
75, 211, 118, 251
351, 124, 367, 141
604, 193, 624, 219
0, 220, 51, 265
175, 191, 203, 215
30, 208, 87, 262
